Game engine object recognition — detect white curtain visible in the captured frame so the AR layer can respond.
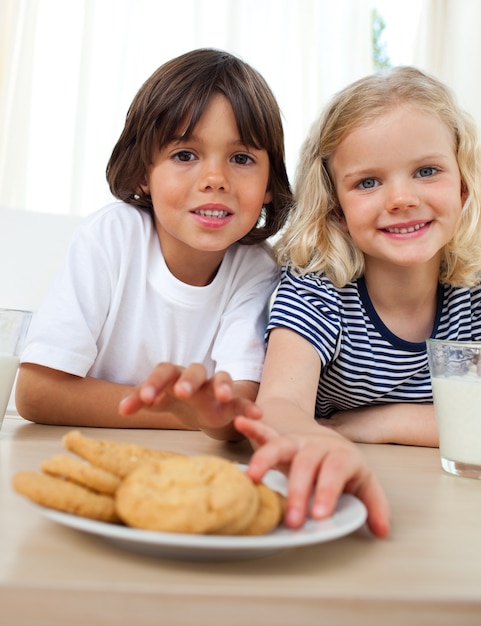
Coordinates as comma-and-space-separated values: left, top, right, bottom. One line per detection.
0, 0, 373, 216
414, 0, 481, 130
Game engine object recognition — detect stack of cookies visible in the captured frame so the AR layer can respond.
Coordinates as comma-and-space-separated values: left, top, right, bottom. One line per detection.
12, 430, 285, 536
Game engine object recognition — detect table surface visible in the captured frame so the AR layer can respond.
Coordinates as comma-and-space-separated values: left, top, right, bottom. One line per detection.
2, 414, 481, 626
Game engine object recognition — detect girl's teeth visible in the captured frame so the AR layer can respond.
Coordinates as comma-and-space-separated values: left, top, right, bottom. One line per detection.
386, 222, 426, 234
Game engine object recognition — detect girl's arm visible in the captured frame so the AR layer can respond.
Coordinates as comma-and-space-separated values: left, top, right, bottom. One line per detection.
236, 327, 390, 538
317, 404, 438, 447
16, 362, 259, 435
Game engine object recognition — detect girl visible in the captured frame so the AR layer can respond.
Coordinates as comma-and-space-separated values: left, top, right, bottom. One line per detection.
16, 48, 292, 436
235, 66, 481, 533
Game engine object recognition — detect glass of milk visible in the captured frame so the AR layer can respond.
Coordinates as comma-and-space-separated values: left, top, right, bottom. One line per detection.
0, 308, 32, 428
426, 338, 481, 479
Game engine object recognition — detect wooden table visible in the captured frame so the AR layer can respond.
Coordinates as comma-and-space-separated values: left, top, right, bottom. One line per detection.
1, 414, 481, 626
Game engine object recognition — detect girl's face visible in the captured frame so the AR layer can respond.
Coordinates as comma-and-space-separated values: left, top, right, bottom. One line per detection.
330, 104, 466, 275
142, 94, 272, 283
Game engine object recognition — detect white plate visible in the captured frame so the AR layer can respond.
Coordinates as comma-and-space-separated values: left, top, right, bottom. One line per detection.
40, 467, 367, 561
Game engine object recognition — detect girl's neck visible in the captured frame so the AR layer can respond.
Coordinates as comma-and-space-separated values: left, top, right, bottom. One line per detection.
363, 262, 440, 343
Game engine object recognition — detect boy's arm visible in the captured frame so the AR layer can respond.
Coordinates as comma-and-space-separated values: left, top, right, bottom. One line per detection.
16, 363, 198, 429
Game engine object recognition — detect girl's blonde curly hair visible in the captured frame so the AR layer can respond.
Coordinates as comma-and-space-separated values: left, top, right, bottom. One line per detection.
276, 66, 481, 288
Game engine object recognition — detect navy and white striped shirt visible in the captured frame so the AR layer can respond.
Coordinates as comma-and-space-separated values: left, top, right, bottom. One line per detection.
268, 267, 481, 419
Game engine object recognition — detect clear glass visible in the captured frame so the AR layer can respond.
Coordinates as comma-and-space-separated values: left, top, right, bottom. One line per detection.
0, 308, 32, 427
426, 338, 481, 479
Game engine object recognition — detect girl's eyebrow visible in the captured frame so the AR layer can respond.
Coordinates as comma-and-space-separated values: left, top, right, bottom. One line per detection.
340, 152, 452, 182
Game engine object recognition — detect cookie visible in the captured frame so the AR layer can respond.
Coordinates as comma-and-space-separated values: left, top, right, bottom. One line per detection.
115, 455, 259, 534
63, 430, 184, 478
12, 471, 120, 522
239, 483, 285, 536
41, 454, 121, 496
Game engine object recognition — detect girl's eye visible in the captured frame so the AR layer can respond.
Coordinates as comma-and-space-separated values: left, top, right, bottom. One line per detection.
233, 153, 254, 166
417, 166, 437, 178
358, 178, 377, 190
173, 150, 195, 162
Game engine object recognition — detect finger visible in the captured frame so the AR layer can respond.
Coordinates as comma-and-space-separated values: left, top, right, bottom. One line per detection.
352, 476, 390, 538
310, 448, 360, 521
134, 363, 184, 404
233, 416, 277, 445
243, 434, 299, 482
211, 371, 234, 402
118, 392, 142, 415
173, 363, 208, 398
282, 449, 325, 528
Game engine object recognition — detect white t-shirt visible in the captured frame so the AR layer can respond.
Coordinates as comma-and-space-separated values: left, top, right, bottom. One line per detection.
21, 202, 279, 384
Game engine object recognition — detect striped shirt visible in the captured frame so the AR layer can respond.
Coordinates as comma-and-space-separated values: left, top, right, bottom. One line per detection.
267, 267, 481, 419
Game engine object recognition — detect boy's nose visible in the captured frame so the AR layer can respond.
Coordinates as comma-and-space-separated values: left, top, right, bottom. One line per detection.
200, 160, 228, 191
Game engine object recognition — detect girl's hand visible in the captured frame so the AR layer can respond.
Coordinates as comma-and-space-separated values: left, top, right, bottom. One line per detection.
119, 362, 262, 437
234, 416, 390, 538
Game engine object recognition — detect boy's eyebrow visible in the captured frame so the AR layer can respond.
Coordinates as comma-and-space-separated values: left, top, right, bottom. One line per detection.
168, 134, 255, 149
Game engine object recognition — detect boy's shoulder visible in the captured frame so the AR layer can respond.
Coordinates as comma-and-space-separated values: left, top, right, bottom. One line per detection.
82, 201, 149, 229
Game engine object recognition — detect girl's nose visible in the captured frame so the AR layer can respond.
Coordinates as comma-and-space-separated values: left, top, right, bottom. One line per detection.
385, 181, 420, 211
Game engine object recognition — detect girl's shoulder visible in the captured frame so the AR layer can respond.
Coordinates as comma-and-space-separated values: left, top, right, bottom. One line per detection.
280, 266, 358, 297
277, 267, 361, 319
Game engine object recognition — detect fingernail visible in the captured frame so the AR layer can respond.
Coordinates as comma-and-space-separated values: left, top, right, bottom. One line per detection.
286, 508, 302, 527
312, 502, 329, 518
140, 385, 156, 401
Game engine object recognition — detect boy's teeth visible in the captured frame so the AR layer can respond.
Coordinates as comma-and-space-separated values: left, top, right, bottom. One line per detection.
197, 209, 228, 217
386, 222, 426, 234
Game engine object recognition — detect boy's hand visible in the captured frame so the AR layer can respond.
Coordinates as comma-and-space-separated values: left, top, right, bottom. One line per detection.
119, 363, 262, 436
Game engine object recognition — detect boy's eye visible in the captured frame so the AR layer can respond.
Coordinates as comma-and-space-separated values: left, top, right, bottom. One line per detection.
233, 153, 253, 165
417, 166, 437, 178
173, 150, 195, 162
358, 178, 377, 190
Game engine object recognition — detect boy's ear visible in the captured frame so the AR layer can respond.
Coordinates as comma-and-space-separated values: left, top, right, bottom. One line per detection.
139, 176, 149, 195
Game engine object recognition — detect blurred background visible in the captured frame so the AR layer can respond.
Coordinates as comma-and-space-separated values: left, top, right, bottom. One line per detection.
1, 0, 480, 217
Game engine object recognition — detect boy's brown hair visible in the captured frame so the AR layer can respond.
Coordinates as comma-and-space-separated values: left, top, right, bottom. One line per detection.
106, 48, 292, 244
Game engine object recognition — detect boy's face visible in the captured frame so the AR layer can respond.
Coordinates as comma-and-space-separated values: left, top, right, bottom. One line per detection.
330, 104, 466, 276
142, 95, 272, 284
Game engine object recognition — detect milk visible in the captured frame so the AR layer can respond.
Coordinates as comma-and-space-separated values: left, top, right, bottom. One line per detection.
431, 376, 481, 466
0, 354, 20, 420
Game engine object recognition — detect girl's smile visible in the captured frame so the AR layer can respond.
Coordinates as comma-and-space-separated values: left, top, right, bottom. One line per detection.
380, 220, 430, 236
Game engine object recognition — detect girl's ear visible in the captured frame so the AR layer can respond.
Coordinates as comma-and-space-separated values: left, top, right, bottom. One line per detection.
263, 190, 273, 205
461, 179, 469, 206
337, 207, 349, 233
